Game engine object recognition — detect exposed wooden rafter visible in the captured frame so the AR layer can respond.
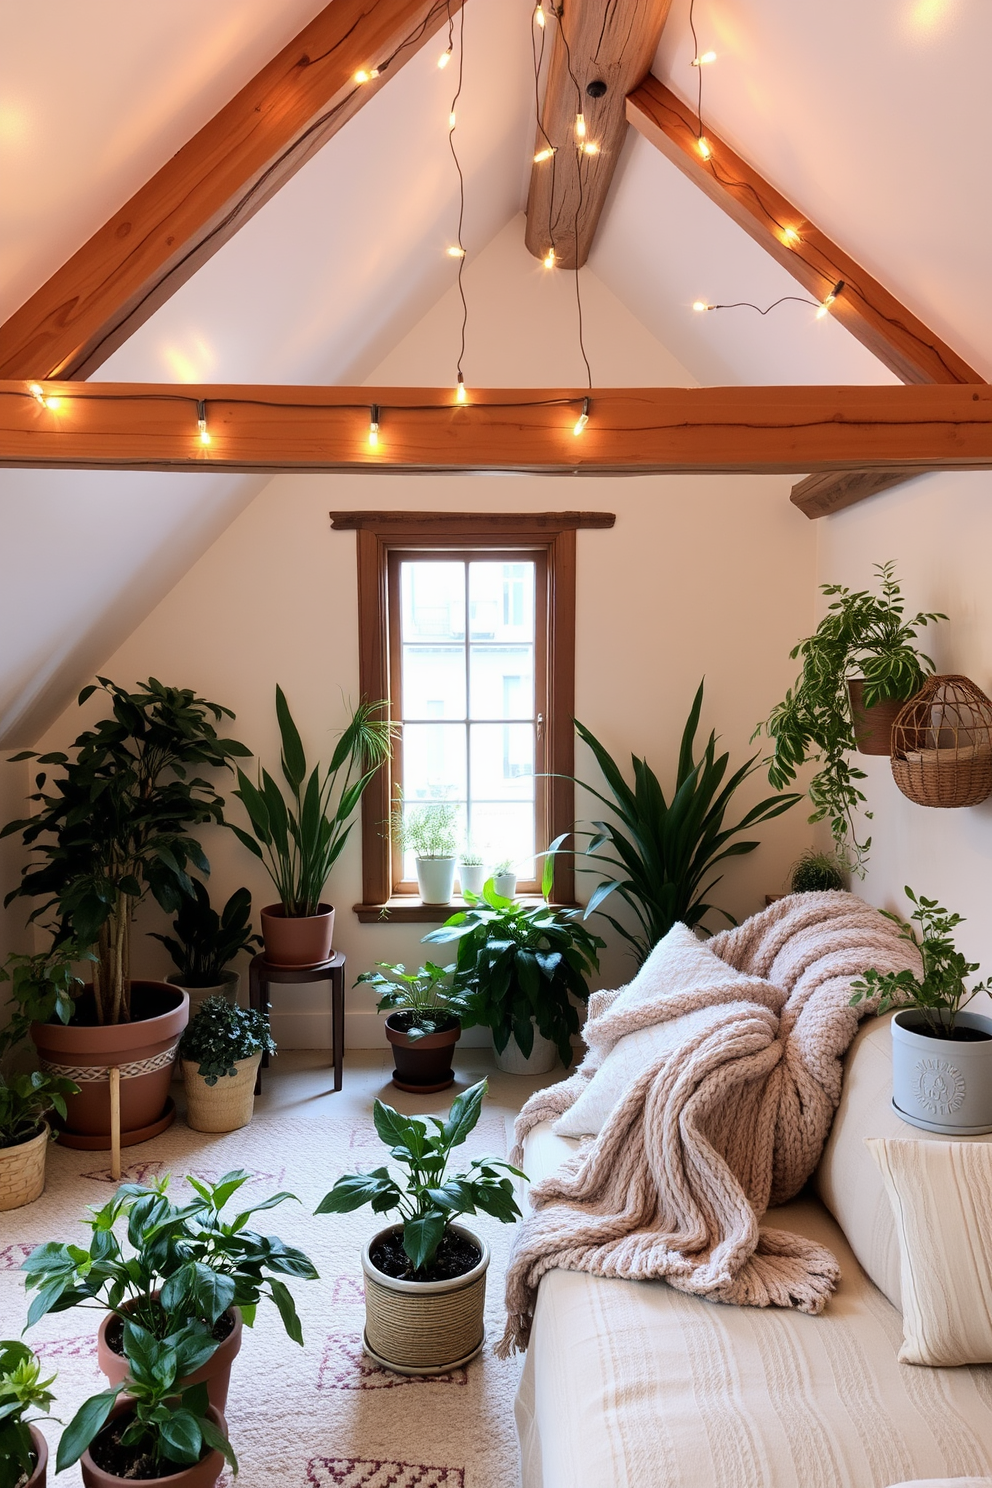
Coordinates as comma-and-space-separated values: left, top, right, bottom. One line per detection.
524, 0, 673, 270
2, 382, 989, 475
0, 0, 462, 382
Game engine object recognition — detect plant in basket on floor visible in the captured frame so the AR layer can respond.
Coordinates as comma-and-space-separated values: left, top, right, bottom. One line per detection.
233, 686, 393, 966
315, 1079, 524, 1376
178, 998, 275, 1133
22, 1168, 318, 1411
357, 960, 470, 1093
849, 887, 992, 1135
151, 883, 261, 1013
0, 677, 251, 1149
0, 1340, 57, 1488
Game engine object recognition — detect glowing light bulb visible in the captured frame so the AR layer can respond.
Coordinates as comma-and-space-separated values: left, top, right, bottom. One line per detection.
534, 146, 556, 163
446, 245, 466, 258
534, 2, 545, 26
543, 248, 556, 268
575, 113, 586, 140
354, 67, 379, 84
437, 46, 452, 68
44, 397, 60, 410
697, 135, 712, 160
449, 110, 457, 130
456, 374, 467, 404
28, 383, 45, 405
573, 398, 590, 436
368, 405, 380, 448
782, 226, 801, 246
692, 300, 713, 312
581, 141, 599, 155
196, 400, 211, 446
816, 279, 845, 318
692, 50, 717, 65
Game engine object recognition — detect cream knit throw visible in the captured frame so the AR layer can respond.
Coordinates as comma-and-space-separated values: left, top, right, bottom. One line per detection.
497, 891, 920, 1355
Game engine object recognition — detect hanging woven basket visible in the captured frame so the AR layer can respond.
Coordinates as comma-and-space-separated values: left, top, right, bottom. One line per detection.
890, 674, 992, 808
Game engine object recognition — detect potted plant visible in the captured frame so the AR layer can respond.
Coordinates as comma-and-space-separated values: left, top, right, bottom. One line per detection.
1, 678, 251, 1149
23, 1168, 318, 1410
849, 886, 992, 1133
56, 1322, 235, 1487
356, 961, 468, 1093
151, 883, 261, 1013
0, 1340, 57, 1488
315, 1079, 523, 1375
788, 849, 846, 894
233, 687, 393, 966
491, 860, 517, 898
425, 863, 604, 1075
457, 850, 487, 899
392, 799, 458, 905
755, 563, 945, 874
178, 997, 275, 1132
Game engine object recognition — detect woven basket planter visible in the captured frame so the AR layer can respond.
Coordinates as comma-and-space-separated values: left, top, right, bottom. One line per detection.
890, 675, 992, 808
361, 1224, 490, 1376
0, 1122, 49, 1211
182, 1055, 261, 1133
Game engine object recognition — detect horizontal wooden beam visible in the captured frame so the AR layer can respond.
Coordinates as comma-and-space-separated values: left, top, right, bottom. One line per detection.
2, 382, 991, 476
0, 0, 459, 382
329, 510, 615, 529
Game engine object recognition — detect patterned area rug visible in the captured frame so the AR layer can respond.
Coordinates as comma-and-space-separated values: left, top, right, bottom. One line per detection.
0, 1109, 525, 1488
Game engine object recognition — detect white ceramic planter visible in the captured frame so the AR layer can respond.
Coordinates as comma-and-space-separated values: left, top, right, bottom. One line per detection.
458, 863, 487, 897
361, 1223, 490, 1375
892, 1009, 992, 1134
492, 872, 517, 899
495, 1022, 558, 1075
167, 970, 240, 1013
416, 857, 457, 905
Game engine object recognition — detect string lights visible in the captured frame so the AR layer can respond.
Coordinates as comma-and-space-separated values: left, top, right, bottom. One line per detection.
543, 248, 556, 268
443, 0, 470, 407
368, 405, 380, 448
353, 67, 379, 84
573, 397, 590, 436
691, 49, 717, 65
534, 2, 545, 27
533, 146, 556, 163
437, 45, 452, 68
691, 281, 845, 318
816, 280, 844, 318
28, 382, 59, 410
196, 399, 211, 445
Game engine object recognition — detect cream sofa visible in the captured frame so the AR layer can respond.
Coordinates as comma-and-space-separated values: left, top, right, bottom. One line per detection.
514, 1013, 992, 1488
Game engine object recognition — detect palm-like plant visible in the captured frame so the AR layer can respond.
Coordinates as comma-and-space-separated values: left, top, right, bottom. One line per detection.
233, 688, 393, 917
568, 681, 801, 964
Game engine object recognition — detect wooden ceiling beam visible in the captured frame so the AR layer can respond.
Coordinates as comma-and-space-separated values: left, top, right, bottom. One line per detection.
524, 0, 673, 270
0, 0, 461, 383
2, 382, 990, 476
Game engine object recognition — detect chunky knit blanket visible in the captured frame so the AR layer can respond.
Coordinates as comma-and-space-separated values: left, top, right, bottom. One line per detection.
497, 891, 920, 1356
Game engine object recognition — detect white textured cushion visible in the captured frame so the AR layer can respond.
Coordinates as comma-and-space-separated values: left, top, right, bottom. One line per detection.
867, 1137, 992, 1366
553, 925, 756, 1139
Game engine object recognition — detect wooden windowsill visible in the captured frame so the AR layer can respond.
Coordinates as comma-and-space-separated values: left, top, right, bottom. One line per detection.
352, 896, 579, 924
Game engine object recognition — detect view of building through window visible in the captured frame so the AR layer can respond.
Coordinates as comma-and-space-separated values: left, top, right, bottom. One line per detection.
397, 557, 537, 882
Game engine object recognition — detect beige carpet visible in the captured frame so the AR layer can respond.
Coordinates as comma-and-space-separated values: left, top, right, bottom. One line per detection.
1, 1102, 528, 1488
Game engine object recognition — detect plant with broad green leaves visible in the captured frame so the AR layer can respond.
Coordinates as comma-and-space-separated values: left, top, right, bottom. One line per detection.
150, 882, 261, 987
754, 562, 945, 874
179, 997, 275, 1084
424, 864, 604, 1067
391, 798, 458, 859
233, 687, 393, 917
56, 1321, 236, 1477
314, 1079, 523, 1274
849, 887, 990, 1038
22, 1168, 318, 1347
355, 961, 469, 1038
0, 1340, 57, 1488
0, 943, 93, 1056
0, 1070, 78, 1151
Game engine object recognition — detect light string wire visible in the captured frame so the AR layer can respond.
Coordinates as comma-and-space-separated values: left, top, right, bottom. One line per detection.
551, 3, 593, 393
531, 4, 557, 265
446, 0, 469, 392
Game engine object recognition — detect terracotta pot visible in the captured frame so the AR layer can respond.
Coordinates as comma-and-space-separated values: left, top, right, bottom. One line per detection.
260, 904, 334, 966
182, 1055, 261, 1133
97, 1302, 243, 1412
30, 983, 188, 1151
848, 679, 907, 755
25, 1424, 48, 1487
167, 971, 239, 1015
0, 1122, 49, 1210
385, 1014, 460, 1093
80, 1401, 227, 1488
362, 1223, 489, 1376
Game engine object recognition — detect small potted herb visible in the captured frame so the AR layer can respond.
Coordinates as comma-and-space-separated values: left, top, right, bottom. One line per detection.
56, 1322, 236, 1487
315, 1079, 523, 1375
0, 1340, 57, 1488
357, 961, 468, 1093
491, 860, 517, 898
151, 883, 261, 1012
849, 887, 992, 1133
178, 997, 275, 1132
392, 799, 459, 905
788, 850, 846, 894
457, 849, 487, 899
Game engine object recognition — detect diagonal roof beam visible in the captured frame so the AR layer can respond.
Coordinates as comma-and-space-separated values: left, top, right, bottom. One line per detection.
524, 0, 674, 271
0, 0, 462, 382
626, 74, 985, 517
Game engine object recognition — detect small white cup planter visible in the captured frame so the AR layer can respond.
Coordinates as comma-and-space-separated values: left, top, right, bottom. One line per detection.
416, 856, 457, 905
495, 1021, 558, 1075
182, 1053, 262, 1133
492, 871, 517, 898
458, 863, 487, 898
891, 1009, 992, 1134
361, 1223, 490, 1375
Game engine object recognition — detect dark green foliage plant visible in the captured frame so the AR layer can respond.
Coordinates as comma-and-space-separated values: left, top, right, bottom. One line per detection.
179, 997, 275, 1084
755, 562, 945, 874
0, 1340, 56, 1488
789, 850, 846, 894
56, 1322, 236, 1477
355, 961, 468, 1039
0, 1070, 78, 1151
1, 678, 251, 1024
561, 681, 800, 966
849, 887, 990, 1038
0, 946, 82, 1149
150, 883, 260, 987
233, 687, 393, 917
424, 866, 604, 1067
315, 1079, 523, 1274
23, 1168, 318, 1347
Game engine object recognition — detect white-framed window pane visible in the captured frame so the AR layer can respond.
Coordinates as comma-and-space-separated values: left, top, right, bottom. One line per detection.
469, 802, 535, 879
469, 646, 534, 720
470, 723, 535, 802
401, 722, 467, 802
402, 646, 466, 720
401, 561, 465, 640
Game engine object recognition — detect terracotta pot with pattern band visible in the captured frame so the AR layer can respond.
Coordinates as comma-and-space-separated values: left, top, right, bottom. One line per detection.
30, 982, 189, 1151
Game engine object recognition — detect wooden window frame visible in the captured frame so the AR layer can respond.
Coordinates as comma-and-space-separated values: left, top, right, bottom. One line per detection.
330, 510, 615, 923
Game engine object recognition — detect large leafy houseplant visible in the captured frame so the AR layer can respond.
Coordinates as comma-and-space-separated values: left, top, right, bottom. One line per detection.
0, 1340, 57, 1488
1, 678, 250, 1025
755, 562, 944, 873
561, 681, 801, 966
233, 687, 393, 917
150, 883, 260, 989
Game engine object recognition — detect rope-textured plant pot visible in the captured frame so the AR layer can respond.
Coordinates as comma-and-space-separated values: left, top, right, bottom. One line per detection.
361, 1224, 490, 1376
890, 674, 992, 808
182, 1055, 261, 1133
0, 1122, 48, 1211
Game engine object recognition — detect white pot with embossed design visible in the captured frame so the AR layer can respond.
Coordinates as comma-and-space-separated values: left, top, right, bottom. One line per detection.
892, 1009, 992, 1134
